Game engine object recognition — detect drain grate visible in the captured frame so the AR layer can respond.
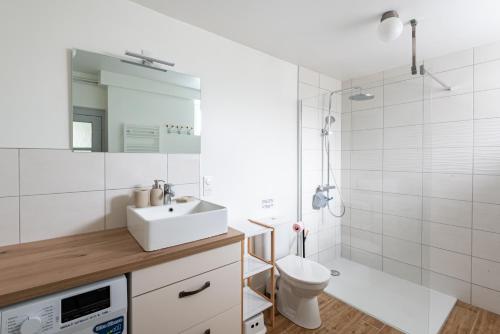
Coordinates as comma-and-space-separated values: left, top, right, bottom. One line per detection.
330, 269, 341, 276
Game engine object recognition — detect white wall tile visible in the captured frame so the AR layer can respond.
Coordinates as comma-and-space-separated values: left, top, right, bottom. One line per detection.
383, 236, 421, 267
341, 113, 351, 131
0, 149, 18, 198
105, 188, 134, 229
302, 211, 321, 233
383, 258, 422, 284
168, 154, 200, 185
20, 149, 104, 195
350, 170, 382, 192
341, 244, 351, 259
383, 214, 422, 243
351, 247, 382, 270
301, 128, 322, 150
474, 89, 500, 119
319, 74, 339, 91
383, 149, 422, 172
473, 202, 500, 234
474, 174, 500, 204
351, 108, 383, 130
384, 65, 419, 85
0, 197, 19, 246
472, 230, 500, 262
350, 208, 382, 234
302, 170, 321, 191
20, 191, 105, 242
299, 67, 319, 86
422, 270, 471, 303
299, 83, 319, 108
318, 246, 341, 266
351, 227, 382, 254
301, 106, 321, 129
422, 246, 471, 281
474, 118, 500, 147
424, 66, 473, 99
174, 183, 200, 197
303, 150, 322, 171
351, 129, 383, 150
423, 120, 473, 148
341, 131, 351, 150
342, 94, 351, 114
474, 147, 500, 175
384, 125, 423, 149
351, 86, 383, 112
423, 173, 472, 201
383, 193, 422, 219
350, 150, 382, 170
424, 49, 473, 73
384, 101, 423, 128
350, 189, 382, 212
474, 41, 500, 64
318, 227, 335, 252
472, 285, 500, 315
105, 153, 166, 189
384, 77, 423, 106
423, 147, 473, 174
423, 94, 473, 123
475, 59, 500, 91
383, 171, 422, 196
422, 221, 471, 255
423, 197, 472, 228
352, 72, 383, 89
472, 257, 500, 292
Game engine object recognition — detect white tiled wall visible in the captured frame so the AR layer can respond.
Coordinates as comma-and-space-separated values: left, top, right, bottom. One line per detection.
299, 67, 342, 265
340, 40, 500, 314
0, 149, 199, 245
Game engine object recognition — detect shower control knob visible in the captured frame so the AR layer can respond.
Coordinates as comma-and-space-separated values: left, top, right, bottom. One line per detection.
20, 316, 42, 334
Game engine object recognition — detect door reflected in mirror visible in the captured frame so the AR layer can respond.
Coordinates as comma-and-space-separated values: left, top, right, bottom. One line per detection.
71, 49, 201, 153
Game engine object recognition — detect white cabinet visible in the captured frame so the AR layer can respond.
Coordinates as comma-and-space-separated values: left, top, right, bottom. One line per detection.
130, 242, 242, 334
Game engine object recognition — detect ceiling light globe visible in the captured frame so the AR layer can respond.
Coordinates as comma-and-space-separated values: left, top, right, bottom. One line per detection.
378, 11, 403, 42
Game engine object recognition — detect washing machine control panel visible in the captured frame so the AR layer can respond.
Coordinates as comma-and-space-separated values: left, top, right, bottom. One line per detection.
0, 276, 127, 334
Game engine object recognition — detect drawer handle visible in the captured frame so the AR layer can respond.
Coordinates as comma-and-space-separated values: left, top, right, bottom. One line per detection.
204, 330, 210, 334
178, 281, 211, 298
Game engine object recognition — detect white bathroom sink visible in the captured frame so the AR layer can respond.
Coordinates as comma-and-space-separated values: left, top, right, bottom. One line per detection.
127, 199, 228, 251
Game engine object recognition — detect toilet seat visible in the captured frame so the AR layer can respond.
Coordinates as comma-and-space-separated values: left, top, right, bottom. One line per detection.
276, 255, 331, 285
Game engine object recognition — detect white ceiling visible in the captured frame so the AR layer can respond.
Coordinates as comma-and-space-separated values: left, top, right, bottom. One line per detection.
131, 0, 500, 79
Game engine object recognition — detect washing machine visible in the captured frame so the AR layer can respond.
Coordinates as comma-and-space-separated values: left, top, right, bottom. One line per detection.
0, 275, 127, 334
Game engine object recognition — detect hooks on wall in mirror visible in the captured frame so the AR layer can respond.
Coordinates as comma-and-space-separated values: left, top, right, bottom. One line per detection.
166, 124, 195, 135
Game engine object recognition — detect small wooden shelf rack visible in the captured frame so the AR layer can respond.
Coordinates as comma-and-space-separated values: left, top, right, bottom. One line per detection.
232, 219, 276, 329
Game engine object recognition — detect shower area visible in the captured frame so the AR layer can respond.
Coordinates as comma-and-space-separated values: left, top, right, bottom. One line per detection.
297, 61, 466, 333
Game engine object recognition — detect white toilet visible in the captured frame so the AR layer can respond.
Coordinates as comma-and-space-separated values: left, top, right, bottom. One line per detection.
260, 218, 331, 329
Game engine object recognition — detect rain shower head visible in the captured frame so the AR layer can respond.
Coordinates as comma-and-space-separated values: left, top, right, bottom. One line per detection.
349, 92, 375, 101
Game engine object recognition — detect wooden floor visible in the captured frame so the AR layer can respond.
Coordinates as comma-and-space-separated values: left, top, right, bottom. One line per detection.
267, 293, 500, 334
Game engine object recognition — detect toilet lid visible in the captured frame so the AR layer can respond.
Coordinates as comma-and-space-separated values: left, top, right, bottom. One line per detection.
276, 255, 331, 284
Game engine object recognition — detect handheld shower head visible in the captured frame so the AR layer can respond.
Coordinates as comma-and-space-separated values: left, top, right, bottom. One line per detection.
324, 115, 336, 125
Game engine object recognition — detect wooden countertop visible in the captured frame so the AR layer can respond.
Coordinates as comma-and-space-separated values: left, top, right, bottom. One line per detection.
0, 227, 244, 308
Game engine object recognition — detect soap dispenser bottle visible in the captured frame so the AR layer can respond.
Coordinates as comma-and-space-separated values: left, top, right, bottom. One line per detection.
150, 180, 165, 206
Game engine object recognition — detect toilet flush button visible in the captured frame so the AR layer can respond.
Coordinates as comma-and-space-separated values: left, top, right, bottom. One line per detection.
20, 317, 42, 334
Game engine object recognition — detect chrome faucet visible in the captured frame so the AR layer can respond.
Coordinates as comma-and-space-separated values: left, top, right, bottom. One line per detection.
164, 183, 175, 205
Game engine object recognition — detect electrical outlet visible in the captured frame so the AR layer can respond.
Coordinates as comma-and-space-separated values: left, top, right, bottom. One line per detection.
261, 198, 274, 209
203, 176, 213, 196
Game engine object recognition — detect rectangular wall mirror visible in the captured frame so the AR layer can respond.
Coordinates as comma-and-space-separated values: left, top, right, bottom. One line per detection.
71, 49, 201, 153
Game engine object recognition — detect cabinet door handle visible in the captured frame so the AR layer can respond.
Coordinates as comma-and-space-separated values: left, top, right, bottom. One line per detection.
204, 330, 210, 334
178, 281, 211, 298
